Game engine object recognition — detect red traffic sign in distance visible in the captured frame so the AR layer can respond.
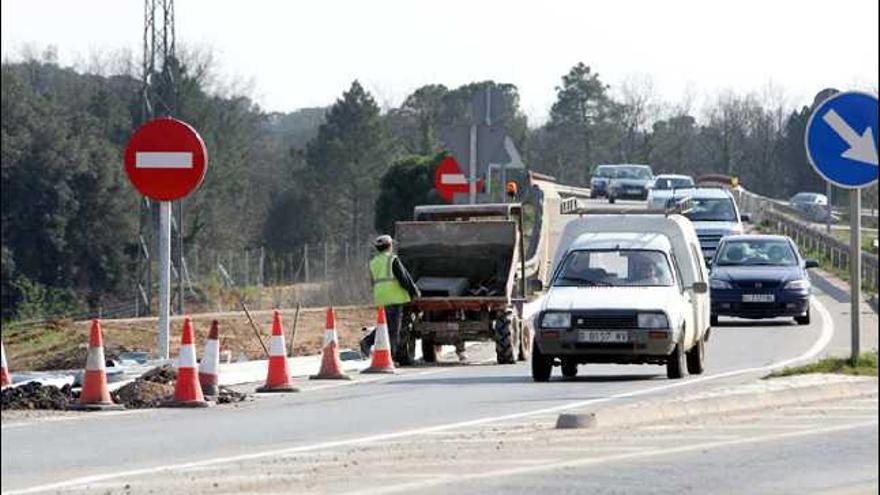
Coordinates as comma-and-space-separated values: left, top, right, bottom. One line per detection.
434, 156, 484, 203
124, 118, 208, 201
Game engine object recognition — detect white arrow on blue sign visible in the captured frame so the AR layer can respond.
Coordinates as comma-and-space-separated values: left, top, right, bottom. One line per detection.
805, 91, 879, 189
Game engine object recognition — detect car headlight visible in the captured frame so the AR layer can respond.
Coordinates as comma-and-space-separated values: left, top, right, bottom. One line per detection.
710, 279, 733, 290
541, 312, 571, 328
784, 280, 810, 290
638, 313, 669, 329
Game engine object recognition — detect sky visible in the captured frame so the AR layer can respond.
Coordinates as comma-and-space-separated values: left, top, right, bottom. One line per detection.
2, 0, 878, 124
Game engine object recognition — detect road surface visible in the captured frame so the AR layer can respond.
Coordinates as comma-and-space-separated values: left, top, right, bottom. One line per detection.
2, 195, 876, 494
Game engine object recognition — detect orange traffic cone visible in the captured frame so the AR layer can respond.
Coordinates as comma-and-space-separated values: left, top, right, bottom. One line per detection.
162, 318, 211, 408
256, 311, 299, 392
69, 320, 124, 410
1, 339, 11, 388
362, 307, 396, 374
198, 320, 221, 396
310, 307, 351, 380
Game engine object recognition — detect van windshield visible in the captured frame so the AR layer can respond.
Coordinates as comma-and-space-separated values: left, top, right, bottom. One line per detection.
554, 249, 674, 287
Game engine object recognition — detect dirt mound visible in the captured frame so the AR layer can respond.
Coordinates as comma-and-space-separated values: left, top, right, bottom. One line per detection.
216, 386, 249, 404
113, 380, 174, 408
140, 364, 177, 384
1, 382, 74, 410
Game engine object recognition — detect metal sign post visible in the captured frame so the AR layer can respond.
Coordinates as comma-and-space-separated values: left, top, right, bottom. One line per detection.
850, 191, 861, 359
158, 201, 172, 359
804, 91, 878, 364
124, 117, 208, 360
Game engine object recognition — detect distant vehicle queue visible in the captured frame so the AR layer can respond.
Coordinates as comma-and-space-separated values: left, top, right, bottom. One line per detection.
526, 168, 817, 381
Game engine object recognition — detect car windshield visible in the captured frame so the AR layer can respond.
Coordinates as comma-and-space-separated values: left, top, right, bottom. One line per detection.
616, 167, 652, 180
714, 239, 798, 266
653, 177, 694, 190
594, 166, 614, 178
676, 197, 737, 222
554, 249, 674, 287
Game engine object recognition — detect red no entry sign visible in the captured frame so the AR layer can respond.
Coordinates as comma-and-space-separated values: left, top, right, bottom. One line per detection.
124, 118, 208, 201
434, 156, 483, 203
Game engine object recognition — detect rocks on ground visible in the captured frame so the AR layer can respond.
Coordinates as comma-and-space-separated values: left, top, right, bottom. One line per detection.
112, 380, 174, 408
1, 382, 74, 410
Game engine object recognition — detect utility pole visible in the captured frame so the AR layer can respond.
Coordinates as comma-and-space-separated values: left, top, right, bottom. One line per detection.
141, 0, 178, 358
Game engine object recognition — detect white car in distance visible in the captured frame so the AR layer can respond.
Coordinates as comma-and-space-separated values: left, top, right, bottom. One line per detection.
647, 174, 695, 209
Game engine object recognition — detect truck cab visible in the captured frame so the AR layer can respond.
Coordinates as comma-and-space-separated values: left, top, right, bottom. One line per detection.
532, 199, 710, 381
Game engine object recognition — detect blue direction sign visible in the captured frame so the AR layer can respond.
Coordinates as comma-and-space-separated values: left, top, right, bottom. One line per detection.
805, 91, 879, 189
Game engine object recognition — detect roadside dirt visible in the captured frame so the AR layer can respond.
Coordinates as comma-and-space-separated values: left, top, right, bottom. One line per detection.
1, 382, 74, 410
3, 306, 376, 371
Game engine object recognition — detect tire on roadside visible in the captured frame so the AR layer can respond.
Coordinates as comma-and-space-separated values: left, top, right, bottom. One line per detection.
531, 339, 552, 382
666, 337, 687, 379
495, 312, 518, 365
421, 336, 437, 363
561, 359, 578, 378
395, 312, 417, 365
685, 336, 705, 375
795, 306, 811, 326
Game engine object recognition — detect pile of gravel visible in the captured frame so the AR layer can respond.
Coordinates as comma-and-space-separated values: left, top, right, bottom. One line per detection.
1, 382, 74, 410
112, 380, 174, 408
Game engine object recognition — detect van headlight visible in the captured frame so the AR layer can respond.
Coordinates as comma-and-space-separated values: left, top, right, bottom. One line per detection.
541, 312, 571, 328
638, 313, 669, 329
784, 280, 810, 290
710, 279, 732, 290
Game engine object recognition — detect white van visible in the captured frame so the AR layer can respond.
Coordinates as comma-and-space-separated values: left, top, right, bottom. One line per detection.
531, 199, 710, 381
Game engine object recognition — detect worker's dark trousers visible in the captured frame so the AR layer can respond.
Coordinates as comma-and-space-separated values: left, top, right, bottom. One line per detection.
361, 305, 401, 354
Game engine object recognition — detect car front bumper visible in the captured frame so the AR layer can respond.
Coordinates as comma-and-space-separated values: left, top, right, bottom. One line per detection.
711, 289, 809, 319
535, 328, 676, 364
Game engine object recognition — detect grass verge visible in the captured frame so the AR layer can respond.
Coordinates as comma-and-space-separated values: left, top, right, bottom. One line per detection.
767, 352, 878, 378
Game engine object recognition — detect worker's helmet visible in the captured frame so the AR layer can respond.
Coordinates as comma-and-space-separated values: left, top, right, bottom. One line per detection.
374, 235, 393, 250
506, 181, 518, 197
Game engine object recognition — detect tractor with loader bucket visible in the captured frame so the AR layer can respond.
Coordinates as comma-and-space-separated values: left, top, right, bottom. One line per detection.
393, 203, 531, 365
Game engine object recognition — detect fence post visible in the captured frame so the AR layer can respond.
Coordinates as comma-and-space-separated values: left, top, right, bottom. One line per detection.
259, 247, 265, 287
304, 244, 310, 284
323, 242, 329, 281
244, 249, 250, 287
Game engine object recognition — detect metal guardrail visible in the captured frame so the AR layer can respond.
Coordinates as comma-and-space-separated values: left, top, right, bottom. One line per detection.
733, 188, 878, 291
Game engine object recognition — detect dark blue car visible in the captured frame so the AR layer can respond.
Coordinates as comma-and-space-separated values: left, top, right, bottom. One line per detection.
709, 235, 819, 326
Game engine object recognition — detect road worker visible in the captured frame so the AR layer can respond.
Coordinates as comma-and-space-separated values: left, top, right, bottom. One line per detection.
360, 235, 420, 360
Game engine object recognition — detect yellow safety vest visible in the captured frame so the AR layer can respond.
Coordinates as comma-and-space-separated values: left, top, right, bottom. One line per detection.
369, 253, 412, 306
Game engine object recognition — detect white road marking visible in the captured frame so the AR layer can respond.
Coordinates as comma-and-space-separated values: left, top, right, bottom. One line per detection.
3, 297, 835, 495
134, 152, 192, 169
345, 420, 879, 495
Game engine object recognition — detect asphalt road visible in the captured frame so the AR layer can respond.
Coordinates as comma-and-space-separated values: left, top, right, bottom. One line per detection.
1, 194, 875, 494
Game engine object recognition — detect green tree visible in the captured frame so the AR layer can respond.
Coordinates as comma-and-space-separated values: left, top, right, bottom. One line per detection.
373, 154, 444, 234
541, 63, 615, 184
304, 81, 395, 245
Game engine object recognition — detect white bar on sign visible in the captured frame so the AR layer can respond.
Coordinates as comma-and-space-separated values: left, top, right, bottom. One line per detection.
441, 174, 467, 185
135, 152, 193, 169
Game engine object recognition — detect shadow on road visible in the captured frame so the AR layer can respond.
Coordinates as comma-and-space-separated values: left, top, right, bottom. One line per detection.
388, 372, 662, 386
388, 375, 532, 385
557, 373, 662, 383
712, 319, 796, 328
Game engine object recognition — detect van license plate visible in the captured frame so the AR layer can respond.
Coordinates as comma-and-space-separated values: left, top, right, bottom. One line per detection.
743, 294, 774, 303
578, 331, 628, 343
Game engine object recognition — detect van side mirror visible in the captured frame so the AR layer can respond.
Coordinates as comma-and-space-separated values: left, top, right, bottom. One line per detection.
805, 259, 820, 269
741, 214, 751, 223
529, 279, 544, 292
691, 282, 709, 294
